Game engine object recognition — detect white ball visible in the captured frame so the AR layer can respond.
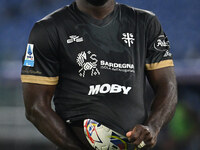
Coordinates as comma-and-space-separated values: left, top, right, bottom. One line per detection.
83, 119, 131, 150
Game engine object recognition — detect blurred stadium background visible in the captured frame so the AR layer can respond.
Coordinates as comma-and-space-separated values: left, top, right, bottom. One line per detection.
0, 0, 200, 150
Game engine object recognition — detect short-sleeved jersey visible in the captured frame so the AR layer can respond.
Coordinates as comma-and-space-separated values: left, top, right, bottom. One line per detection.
21, 2, 174, 135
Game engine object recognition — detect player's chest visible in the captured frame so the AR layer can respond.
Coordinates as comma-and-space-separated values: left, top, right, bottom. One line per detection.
59, 22, 138, 62
58, 20, 147, 78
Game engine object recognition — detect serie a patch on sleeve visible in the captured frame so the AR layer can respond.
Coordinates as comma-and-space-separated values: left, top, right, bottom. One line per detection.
23, 44, 34, 67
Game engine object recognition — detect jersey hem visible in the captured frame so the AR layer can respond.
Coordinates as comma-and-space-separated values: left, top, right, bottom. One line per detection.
21, 75, 59, 85
61, 114, 126, 135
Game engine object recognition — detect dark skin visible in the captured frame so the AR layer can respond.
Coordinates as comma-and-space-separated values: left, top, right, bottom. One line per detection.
23, 0, 177, 149
126, 67, 177, 149
76, 0, 115, 20
23, 84, 87, 150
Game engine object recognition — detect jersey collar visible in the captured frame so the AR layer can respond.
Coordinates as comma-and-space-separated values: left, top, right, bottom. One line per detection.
71, 2, 119, 27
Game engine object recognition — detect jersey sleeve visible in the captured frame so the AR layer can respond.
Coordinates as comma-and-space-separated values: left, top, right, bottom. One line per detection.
145, 16, 174, 70
21, 22, 60, 85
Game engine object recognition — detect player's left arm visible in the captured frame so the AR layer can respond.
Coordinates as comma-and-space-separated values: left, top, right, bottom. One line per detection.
126, 66, 177, 149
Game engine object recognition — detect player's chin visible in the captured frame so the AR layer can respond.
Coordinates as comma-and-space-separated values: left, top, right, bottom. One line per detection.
86, 0, 109, 6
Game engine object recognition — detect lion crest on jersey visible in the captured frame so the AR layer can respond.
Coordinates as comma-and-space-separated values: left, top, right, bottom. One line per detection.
76, 51, 100, 77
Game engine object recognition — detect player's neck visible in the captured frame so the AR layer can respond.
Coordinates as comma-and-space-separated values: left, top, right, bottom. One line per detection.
76, 0, 115, 20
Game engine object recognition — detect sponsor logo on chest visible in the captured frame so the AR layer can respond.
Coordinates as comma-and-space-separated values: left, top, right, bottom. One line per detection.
100, 60, 135, 73
88, 84, 132, 95
76, 51, 135, 77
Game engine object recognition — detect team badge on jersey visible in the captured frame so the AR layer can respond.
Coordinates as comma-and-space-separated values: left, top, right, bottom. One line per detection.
76, 51, 100, 77
153, 35, 170, 51
23, 44, 34, 67
122, 33, 135, 47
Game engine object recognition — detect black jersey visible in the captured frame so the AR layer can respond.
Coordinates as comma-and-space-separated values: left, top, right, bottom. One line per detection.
21, 2, 174, 135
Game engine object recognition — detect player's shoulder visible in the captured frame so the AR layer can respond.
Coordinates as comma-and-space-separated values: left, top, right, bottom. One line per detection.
118, 3, 156, 20
35, 5, 71, 28
30, 6, 72, 41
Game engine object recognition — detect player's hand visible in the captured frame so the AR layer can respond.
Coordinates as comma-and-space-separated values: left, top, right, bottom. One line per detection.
126, 125, 159, 149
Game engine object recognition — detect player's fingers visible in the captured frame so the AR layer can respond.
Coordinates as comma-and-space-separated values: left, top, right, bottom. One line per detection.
130, 126, 142, 142
126, 129, 141, 142
133, 127, 149, 145
126, 131, 132, 137
139, 129, 157, 149
127, 132, 141, 142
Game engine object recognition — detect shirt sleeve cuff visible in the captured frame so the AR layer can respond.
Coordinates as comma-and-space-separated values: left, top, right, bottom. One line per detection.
21, 75, 59, 85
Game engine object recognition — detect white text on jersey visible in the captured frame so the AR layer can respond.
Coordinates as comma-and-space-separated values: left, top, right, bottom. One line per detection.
88, 84, 132, 95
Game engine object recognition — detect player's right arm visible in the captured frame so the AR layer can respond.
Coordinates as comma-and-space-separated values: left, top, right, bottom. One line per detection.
23, 83, 85, 150
21, 22, 86, 150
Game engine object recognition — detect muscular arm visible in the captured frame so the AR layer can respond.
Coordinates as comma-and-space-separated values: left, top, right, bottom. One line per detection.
146, 67, 177, 132
126, 67, 177, 149
22, 83, 86, 150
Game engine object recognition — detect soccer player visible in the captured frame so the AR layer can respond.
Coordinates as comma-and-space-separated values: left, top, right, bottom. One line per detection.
21, 0, 177, 149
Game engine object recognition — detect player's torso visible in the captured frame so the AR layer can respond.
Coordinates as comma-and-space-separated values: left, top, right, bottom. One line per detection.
52, 3, 148, 133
